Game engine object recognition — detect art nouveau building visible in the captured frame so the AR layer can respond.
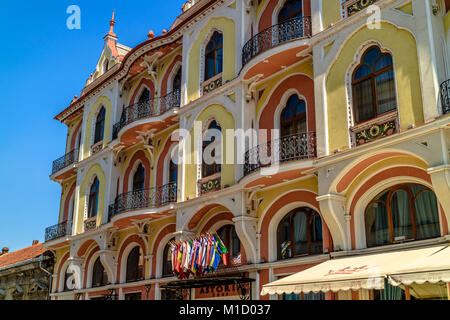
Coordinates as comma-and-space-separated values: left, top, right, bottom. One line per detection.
45, 0, 450, 300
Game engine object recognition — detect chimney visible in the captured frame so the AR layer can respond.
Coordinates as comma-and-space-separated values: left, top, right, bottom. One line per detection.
1, 247, 9, 255
32, 240, 39, 246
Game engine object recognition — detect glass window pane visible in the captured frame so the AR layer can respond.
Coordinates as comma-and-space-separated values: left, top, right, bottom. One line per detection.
414, 190, 441, 240
375, 55, 393, 71
391, 190, 413, 240
353, 78, 374, 123
363, 47, 380, 66
284, 293, 301, 300
304, 292, 325, 300
216, 47, 223, 74
310, 215, 323, 254
354, 65, 371, 80
294, 213, 307, 255
376, 71, 396, 114
205, 54, 215, 80
365, 201, 389, 247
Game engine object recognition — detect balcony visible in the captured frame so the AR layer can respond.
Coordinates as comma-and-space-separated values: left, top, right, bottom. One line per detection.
108, 183, 178, 221
242, 16, 312, 67
45, 220, 72, 242
112, 90, 181, 140
440, 79, 450, 115
243, 132, 317, 177
52, 149, 79, 175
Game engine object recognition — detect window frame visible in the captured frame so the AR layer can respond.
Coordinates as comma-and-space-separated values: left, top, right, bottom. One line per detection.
280, 94, 307, 137
351, 46, 396, 125
132, 163, 146, 192
204, 32, 224, 81
364, 183, 441, 248
278, 0, 303, 23
202, 120, 222, 178
276, 207, 323, 260
94, 107, 106, 145
162, 239, 175, 277
88, 177, 100, 219
126, 246, 144, 283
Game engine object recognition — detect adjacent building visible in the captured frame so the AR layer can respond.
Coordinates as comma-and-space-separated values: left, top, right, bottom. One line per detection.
0, 242, 54, 300
45, 0, 450, 300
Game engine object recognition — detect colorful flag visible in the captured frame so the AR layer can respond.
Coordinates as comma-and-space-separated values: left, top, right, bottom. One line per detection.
281, 241, 291, 259
232, 253, 242, 265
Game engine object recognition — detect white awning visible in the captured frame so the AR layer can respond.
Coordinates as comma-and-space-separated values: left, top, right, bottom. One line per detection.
261, 246, 446, 296
388, 245, 450, 286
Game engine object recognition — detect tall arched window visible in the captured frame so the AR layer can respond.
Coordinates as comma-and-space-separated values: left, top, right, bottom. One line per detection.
277, 207, 323, 260
88, 178, 100, 218
205, 32, 223, 81
162, 239, 175, 277
133, 164, 146, 191
352, 46, 397, 124
202, 120, 222, 178
94, 107, 106, 144
280, 95, 307, 137
217, 225, 241, 259
126, 246, 144, 283
278, 0, 303, 23
173, 68, 182, 92
92, 257, 108, 288
365, 184, 441, 248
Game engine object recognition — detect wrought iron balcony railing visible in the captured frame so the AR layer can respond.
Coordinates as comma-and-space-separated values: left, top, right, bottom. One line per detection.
242, 16, 312, 67
244, 132, 317, 177
112, 90, 181, 140
440, 79, 450, 115
45, 220, 72, 242
52, 149, 79, 175
108, 183, 178, 220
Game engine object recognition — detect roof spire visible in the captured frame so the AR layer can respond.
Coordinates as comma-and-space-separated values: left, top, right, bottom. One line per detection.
107, 10, 116, 37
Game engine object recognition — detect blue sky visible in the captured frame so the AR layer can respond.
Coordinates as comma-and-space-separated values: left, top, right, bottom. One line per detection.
0, 1, 185, 252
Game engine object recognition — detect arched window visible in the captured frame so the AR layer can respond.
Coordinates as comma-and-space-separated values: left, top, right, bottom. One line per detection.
352, 46, 397, 124
202, 120, 222, 178
133, 164, 146, 191
277, 207, 323, 260
88, 178, 100, 218
92, 257, 108, 288
162, 239, 175, 277
278, 0, 303, 23
205, 32, 223, 81
126, 246, 144, 283
280, 95, 307, 137
217, 225, 241, 259
94, 107, 106, 144
173, 68, 182, 92
365, 184, 441, 248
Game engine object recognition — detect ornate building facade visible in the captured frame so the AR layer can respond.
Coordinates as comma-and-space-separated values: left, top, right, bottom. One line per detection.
45, 0, 450, 300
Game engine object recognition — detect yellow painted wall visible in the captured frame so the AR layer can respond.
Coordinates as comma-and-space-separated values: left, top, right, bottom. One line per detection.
184, 104, 236, 200
445, 10, 450, 37
326, 22, 424, 153
83, 96, 112, 159
322, 0, 342, 28
76, 163, 106, 234
187, 17, 236, 102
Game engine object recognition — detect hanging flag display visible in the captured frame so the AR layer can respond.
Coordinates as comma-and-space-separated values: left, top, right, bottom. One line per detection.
170, 233, 230, 280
